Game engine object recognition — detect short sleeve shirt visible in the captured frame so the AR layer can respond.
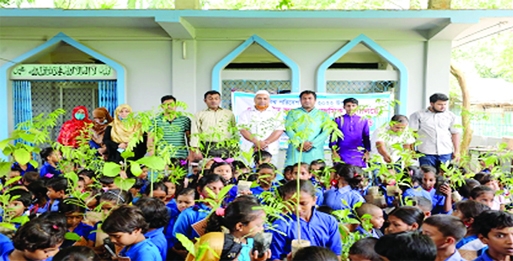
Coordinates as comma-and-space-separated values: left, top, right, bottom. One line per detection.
409, 108, 461, 155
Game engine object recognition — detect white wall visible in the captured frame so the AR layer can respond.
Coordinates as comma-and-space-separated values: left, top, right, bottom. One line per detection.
195, 36, 431, 116
82, 40, 173, 112
1, 27, 173, 121
1, 26, 453, 135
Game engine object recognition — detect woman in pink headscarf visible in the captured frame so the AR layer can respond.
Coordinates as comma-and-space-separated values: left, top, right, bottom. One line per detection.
57, 106, 92, 148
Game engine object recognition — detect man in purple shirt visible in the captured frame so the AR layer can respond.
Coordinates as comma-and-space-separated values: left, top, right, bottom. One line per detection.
329, 98, 371, 168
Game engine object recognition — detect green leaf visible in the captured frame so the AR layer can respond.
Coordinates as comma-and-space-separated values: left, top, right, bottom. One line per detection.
0, 139, 12, 150
2, 147, 13, 157
176, 233, 196, 256
114, 177, 135, 192
64, 232, 82, 241
103, 162, 121, 177
18, 132, 36, 143
5, 176, 22, 187
29, 159, 39, 169
0, 162, 11, 178
65, 172, 79, 188
121, 150, 135, 159
137, 156, 166, 170
13, 148, 30, 165
130, 162, 143, 177
0, 222, 16, 231
11, 215, 30, 225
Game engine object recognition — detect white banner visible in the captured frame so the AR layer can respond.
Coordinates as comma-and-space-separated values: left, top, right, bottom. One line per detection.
232, 92, 393, 149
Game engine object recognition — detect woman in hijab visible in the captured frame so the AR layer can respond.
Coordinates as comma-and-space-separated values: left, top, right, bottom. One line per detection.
103, 104, 147, 163
89, 107, 113, 159
57, 106, 92, 148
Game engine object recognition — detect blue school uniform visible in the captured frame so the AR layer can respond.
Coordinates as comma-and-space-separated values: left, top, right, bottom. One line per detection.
62, 222, 94, 248
323, 185, 365, 210
39, 162, 61, 178
250, 182, 278, 199
11, 162, 37, 176
315, 188, 324, 206
0, 233, 14, 261
172, 203, 211, 241
270, 207, 342, 260
87, 222, 101, 245
402, 186, 432, 200
119, 239, 162, 261
39, 199, 61, 213
355, 225, 382, 239
145, 227, 167, 261
165, 199, 180, 249
425, 188, 450, 214
456, 234, 479, 249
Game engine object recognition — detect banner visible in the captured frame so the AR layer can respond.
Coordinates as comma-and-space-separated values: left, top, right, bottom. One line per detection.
11, 64, 116, 80
232, 92, 393, 149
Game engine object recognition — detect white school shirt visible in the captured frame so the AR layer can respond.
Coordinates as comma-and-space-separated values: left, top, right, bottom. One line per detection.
237, 106, 285, 155
370, 125, 416, 163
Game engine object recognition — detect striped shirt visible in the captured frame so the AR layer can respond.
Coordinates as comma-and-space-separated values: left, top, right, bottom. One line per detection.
153, 115, 191, 159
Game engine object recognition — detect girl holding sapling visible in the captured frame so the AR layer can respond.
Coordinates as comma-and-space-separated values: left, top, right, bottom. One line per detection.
270, 180, 342, 261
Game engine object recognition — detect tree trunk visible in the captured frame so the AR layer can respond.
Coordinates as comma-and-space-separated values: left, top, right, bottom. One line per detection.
450, 64, 472, 157
428, 0, 451, 9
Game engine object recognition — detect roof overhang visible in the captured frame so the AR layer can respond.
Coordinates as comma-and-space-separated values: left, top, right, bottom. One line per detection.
0, 9, 512, 42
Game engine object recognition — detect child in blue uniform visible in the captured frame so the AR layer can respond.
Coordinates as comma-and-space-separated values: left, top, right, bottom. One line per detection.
4, 189, 31, 229
171, 174, 225, 259
59, 201, 93, 248
134, 197, 169, 261
42, 177, 68, 213
354, 203, 384, 238
2, 216, 66, 261
102, 205, 162, 261
250, 163, 277, 199
86, 189, 132, 247
323, 164, 365, 210
473, 210, 513, 261
453, 200, 490, 253
291, 162, 324, 206
419, 165, 452, 214
270, 180, 342, 260
39, 147, 62, 179
165, 188, 195, 253
385, 206, 424, 234
421, 215, 467, 261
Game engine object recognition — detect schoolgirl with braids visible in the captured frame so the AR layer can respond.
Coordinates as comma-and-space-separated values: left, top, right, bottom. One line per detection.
323, 163, 365, 210
206, 196, 270, 261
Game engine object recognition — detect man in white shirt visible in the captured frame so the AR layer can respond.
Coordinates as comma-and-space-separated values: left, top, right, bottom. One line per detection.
238, 90, 285, 163
370, 114, 415, 164
409, 93, 461, 170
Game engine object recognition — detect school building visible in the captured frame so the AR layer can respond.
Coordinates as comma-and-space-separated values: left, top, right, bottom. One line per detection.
1, 8, 512, 142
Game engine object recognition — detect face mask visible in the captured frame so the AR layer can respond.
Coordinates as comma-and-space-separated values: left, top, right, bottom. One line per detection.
118, 116, 124, 121
75, 113, 85, 120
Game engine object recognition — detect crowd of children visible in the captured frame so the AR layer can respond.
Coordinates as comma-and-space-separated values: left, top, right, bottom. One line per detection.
1, 142, 513, 261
